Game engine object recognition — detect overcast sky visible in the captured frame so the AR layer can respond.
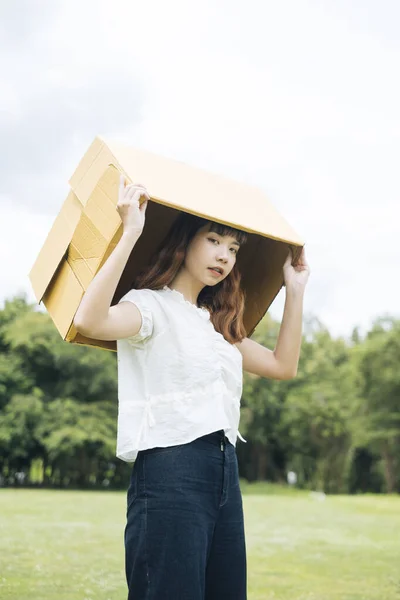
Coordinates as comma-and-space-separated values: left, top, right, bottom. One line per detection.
1, 0, 399, 340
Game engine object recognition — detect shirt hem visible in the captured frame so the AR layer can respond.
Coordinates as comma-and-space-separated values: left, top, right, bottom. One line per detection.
117, 424, 246, 463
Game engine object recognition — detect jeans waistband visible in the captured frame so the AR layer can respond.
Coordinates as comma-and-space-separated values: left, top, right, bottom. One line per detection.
197, 429, 228, 444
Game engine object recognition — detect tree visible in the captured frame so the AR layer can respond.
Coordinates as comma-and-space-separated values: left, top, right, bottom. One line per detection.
353, 319, 400, 492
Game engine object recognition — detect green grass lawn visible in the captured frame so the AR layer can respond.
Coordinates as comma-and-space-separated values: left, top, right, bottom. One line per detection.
0, 484, 399, 599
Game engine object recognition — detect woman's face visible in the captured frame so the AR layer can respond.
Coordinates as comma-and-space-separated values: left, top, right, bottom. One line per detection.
184, 223, 240, 286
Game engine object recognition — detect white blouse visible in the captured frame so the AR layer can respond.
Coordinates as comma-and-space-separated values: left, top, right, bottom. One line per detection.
116, 285, 247, 462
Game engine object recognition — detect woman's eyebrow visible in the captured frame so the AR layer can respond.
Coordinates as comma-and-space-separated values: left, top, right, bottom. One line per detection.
211, 232, 241, 246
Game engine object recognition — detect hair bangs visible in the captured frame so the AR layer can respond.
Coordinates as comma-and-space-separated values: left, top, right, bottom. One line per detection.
208, 222, 248, 247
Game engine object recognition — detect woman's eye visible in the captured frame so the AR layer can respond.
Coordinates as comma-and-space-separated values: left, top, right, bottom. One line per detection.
208, 238, 237, 254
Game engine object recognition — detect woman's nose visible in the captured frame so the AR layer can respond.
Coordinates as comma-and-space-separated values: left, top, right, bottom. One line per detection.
216, 249, 229, 262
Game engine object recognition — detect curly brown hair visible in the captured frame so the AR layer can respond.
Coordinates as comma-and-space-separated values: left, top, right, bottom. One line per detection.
133, 212, 249, 344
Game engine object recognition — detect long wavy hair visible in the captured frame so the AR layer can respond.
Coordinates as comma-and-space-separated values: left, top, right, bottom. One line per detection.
133, 212, 249, 344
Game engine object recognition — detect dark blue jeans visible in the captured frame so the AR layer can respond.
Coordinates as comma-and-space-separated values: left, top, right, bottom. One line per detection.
124, 429, 247, 599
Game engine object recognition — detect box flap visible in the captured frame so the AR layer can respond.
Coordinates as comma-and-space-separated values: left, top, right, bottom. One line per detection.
28, 190, 83, 303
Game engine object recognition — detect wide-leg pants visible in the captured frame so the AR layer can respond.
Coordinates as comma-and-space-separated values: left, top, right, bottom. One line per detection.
124, 429, 247, 599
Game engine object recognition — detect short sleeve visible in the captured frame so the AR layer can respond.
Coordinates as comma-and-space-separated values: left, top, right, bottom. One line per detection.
118, 288, 154, 347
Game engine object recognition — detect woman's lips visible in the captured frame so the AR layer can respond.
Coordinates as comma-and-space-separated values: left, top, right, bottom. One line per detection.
208, 268, 222, 277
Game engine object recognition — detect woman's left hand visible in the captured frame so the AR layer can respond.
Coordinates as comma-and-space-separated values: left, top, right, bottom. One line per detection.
283, 246, 310, 291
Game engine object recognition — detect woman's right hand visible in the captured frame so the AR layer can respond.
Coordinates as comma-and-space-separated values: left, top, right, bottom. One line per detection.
117, 174, 150, 238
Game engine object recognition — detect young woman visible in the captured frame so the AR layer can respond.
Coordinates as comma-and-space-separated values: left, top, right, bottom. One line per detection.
74, 177, 310, 600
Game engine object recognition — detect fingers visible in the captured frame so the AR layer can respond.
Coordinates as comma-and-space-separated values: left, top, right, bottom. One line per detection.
125, 186, 140, 202
130, 188, 151, 204
119, 174, 150, 203
284, 248, 293, 265
298, 247, 307, 266
119, 175, 126, 201
130, 189, 150, 204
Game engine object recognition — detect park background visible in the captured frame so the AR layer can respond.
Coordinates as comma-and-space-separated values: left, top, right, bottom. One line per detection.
0, 1, 399, 598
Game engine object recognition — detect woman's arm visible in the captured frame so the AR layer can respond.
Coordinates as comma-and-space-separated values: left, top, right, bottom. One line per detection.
73, 178, 150, 339
273, 285, 304, 377
236, 247, 310, 380
236, 287, 304, 379
74, 232, 140, 331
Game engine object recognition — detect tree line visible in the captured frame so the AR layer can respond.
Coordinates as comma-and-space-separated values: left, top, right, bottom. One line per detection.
0, 294, 398, 493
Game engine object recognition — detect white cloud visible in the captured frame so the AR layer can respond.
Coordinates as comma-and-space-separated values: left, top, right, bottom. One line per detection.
0, 199, 53, 305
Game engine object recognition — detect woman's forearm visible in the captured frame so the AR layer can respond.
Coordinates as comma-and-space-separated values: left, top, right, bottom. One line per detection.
74, 232, 140, 330
274, 286, 305, 377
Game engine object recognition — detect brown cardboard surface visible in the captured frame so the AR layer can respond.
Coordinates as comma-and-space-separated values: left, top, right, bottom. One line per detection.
70, 136, 304, 245
29, 136, 305, 352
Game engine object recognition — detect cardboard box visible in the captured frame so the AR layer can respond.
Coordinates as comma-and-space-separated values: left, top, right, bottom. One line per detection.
29, 136, 304, 352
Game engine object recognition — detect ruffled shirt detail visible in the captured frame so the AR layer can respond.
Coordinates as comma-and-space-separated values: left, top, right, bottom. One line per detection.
116, 286, 247, 463
162, 285, 211, 320
127, 304, 153, 347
